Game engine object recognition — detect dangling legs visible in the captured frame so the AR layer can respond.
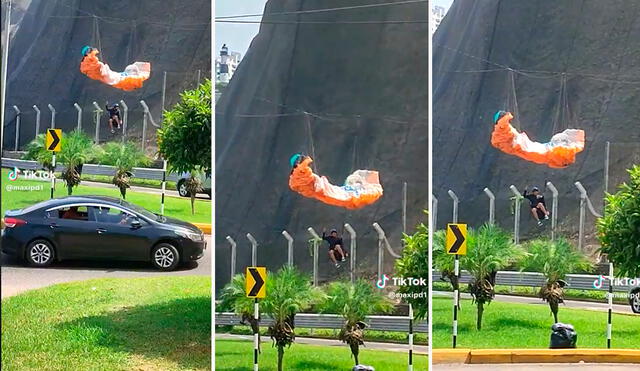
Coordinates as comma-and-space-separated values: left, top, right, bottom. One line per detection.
108, 117, 115, 134
328, 249, 338, 265
531, 207, 543, 226
334, 244, 347, 262
536, 203, 550, 219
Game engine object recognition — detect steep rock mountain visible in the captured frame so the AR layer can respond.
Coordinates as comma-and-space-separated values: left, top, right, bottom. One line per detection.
433, 0, 640, 239
215, 0, 429, 288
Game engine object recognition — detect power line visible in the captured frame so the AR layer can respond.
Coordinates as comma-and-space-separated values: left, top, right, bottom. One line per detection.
217, 20, 427, 25
215, 0, 428, 20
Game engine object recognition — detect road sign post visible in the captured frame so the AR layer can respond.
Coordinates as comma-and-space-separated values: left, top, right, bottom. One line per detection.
46, 129, 62, 199
447, 223, 467, 348
246, 267, 266, 371
408, 304, 414, 371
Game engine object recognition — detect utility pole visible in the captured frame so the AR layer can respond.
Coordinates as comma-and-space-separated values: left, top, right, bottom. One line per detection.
1, 0, 12, 153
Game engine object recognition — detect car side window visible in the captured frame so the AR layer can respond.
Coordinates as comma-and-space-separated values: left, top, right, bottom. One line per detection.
57, 206, 90, 221
95, 207, 136, 225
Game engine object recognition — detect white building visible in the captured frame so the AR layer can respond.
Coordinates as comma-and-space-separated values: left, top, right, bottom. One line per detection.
431, 5, 446, 36
216, 44, 242, 85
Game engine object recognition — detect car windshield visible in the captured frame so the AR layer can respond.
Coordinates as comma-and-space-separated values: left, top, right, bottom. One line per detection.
118, 200, 164, 222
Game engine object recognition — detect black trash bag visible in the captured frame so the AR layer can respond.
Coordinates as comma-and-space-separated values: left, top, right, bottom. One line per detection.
352, 366, 375, 371
550, 322, 577, 348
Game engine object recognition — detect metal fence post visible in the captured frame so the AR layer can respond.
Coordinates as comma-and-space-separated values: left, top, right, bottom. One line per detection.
483, 187, 495, 225
509, 185, 522, 244
32, 105, 40, 140
12, 105, 20, 151
372, 222, 386, 279
282, 230, 294, 266
92, 102, 102, 143
604, 141, 610, 195
162, 71, 167, 119
74, 103, 82, 131
47, 104, 56, 129
140, 100, 150, 152
448, 190, 459, 224
432, 195, 438, 230
226, 236, 237, 282
119, 100, 128, 142
247, 233, 258, 267
308, 227, 321, 287
344, 223, 356, 283
196, 69, 201, 86
546, 181, 559, 240
402, 181, 408, 235
575, 182, 587, 251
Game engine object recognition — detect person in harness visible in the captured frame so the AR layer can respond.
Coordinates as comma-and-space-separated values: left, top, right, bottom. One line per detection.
322, 228, 348, 268
105, 102, 122, 134
523, 186, 550, 226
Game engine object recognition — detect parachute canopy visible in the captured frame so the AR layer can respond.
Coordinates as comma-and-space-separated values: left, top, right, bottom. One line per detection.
289, 156, 383, 209
80, 47, 150, 91
491, 111, 585, 168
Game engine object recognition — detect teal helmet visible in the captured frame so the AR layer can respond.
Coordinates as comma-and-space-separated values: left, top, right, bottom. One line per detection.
81, 46, 92, 56
494, 110, 507, 123
289, 153, 302, 168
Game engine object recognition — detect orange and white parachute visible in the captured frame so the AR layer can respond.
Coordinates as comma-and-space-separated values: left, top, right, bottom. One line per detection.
80, 47, 150, 91
289, 155, 383, 209
491, 111, 585, 168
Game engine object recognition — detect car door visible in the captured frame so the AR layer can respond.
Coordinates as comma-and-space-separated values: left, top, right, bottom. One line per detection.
93, 206, 152, 261
47, 204, 102, 259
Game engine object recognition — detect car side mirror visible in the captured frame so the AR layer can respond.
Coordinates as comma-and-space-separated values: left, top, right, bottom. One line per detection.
130, 219, 142, 229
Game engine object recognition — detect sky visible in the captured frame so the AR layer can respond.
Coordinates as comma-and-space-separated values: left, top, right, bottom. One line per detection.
215, 0, 454, 57
215, 0, 267, 57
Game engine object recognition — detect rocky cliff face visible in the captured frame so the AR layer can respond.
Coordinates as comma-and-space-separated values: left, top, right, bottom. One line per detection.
215, 0, 428, 287
3, 0, 211, 148
433, 0, 640, 239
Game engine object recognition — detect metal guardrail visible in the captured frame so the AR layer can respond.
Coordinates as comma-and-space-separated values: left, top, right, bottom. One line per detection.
2, 158, 180, 182
215, 312, 429, 333
432, 271, 630, 292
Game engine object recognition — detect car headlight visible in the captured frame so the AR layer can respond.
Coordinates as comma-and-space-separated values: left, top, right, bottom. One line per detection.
175, 229, 204, 242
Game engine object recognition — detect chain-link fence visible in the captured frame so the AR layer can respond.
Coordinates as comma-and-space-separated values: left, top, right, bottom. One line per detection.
3, 70, 210, 156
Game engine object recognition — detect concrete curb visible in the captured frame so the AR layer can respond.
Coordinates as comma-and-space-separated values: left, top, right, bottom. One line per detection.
432, 349, 640, 364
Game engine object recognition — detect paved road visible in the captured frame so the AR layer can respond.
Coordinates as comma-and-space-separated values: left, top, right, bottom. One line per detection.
435, 364, 639, 370
1, 236, 211, 298
434, 291, 634, 315
216, 333, 428, 355
81, 180, 212, 200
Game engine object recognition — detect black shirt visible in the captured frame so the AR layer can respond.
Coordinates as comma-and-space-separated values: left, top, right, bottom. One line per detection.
106, 105, 121, 118
322, 232, 343, 249
523, 190, 545, 208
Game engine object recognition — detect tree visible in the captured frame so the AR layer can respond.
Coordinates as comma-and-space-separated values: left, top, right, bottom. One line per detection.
98, 141, 151, 199
395, 221, 428, 320
520, 238, 593, 323
22, 134, 54, 171
318, 280, 393, 365
463, 224, 524, 330
598, 164, 640, 278
58, 130, 97, 195
218, 274, 261, 347
158, 79, 212, 214
261, 266, 323, 371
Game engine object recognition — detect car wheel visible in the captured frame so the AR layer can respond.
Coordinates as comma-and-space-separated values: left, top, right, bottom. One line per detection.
630, 289, 640, 314
25, 239, 55, 267
151, 243, 180, 271
177, 179, 190, 198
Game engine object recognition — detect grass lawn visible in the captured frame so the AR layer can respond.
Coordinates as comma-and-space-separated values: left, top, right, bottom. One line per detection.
1, 276, 211, 371
1, 169, 211, 223
216, 339, 427, 371
432, 297, 640, 349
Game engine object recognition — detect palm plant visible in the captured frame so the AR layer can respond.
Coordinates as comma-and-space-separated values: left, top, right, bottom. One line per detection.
464, 224, 524, 330
218, 274, 261, 345
318, 280, 393, 365
520, 238, 593, 323
22, 134, 54, 171
261, 266, 324, 371
58, 130, 97, 195
395, 221, 429, 320
432, 229, 460, 308
98, 141, 151, 199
